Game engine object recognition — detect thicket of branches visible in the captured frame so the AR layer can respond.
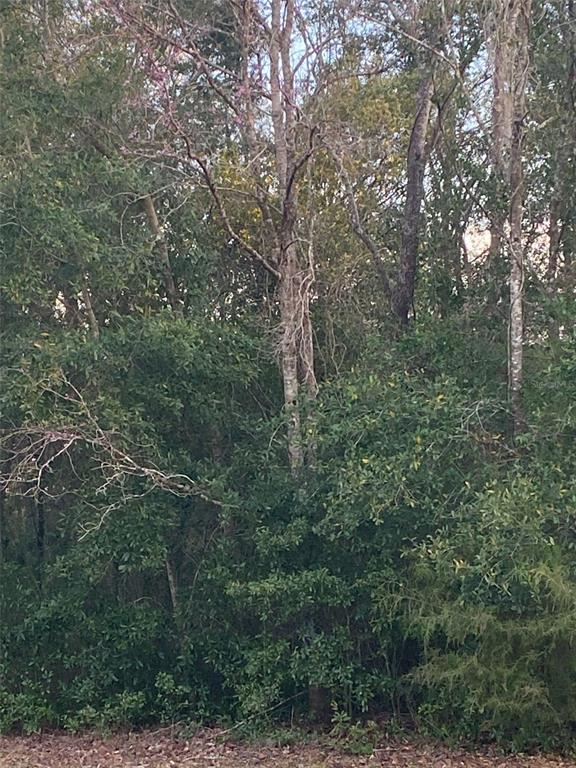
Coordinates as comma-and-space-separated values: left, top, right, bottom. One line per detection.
1, 0, 576, 749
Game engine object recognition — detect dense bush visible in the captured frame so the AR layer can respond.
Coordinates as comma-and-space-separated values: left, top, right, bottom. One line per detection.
2, 318, 576, 748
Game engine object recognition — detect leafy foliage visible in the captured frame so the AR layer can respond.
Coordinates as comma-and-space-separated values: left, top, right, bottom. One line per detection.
1, 0, 576, 753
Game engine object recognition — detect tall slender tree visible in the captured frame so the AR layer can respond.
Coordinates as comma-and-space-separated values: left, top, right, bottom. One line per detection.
485, 0, 531, 433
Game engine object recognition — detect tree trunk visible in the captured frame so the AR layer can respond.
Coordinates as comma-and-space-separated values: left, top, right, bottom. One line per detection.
547, 149, 563, 287
165, 556, 180, 618
487, 0, 530, 435
509, 117, 525, 434
35, 495, 45, 591
270, 0, 316, 473
508, 1, 529, 435
394, 72, 434, 326
143, 195, 181, 315
488, 15, 515, 265
308, 685, 331, 724
547, 190, 562, 340
279, 253, 304, 472
299, 266, 317, 464
82, 282, 100, 340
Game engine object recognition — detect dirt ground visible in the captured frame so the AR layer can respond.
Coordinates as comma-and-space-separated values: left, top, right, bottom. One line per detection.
0, 729, 575, 768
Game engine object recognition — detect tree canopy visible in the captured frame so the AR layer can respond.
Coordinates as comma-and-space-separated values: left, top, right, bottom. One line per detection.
1, 0, 576, 750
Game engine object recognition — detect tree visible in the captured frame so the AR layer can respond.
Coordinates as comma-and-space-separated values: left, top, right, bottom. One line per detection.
101, 0, 324, 471
485, 0, 531, 433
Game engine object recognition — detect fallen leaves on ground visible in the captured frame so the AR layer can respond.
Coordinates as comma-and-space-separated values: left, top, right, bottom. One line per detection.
0, 729, 574, 768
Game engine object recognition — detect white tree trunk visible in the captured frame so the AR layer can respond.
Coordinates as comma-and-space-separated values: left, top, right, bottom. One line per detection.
487, 0, 530, 434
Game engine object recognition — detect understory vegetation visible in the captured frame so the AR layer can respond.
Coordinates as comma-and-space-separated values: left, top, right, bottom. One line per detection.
1, 0, 576, 752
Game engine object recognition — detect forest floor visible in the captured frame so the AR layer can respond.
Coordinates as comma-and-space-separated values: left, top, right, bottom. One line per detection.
0, 729, 575, 768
